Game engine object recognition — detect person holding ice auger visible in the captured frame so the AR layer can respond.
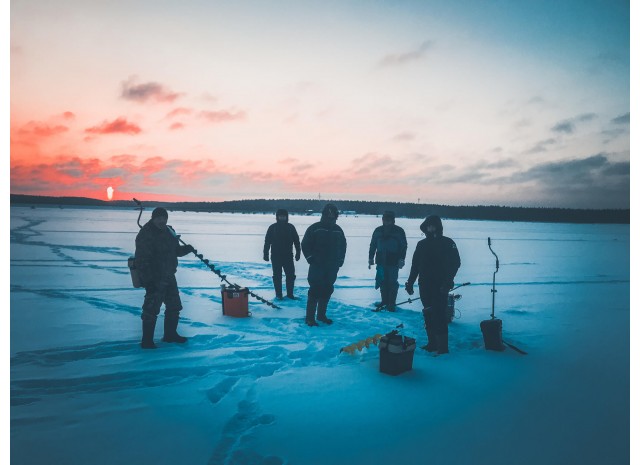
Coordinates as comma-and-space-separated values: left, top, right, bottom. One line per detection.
368, 210, 407, 311
263, 208, 302, 300
405, 215, 460, 354
135, 207, 194, 349
301, 203, 347, 326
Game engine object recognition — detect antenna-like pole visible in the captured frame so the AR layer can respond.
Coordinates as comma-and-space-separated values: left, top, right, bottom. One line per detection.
488, 237, 499, 319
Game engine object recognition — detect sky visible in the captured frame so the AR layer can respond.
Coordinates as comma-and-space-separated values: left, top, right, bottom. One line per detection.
8, 0, 632, 208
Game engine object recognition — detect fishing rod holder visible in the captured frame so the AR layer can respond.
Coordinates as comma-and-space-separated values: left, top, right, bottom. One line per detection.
488, 237, 499, 319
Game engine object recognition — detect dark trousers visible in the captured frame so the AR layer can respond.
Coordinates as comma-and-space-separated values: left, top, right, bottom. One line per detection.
271, 254, 296, 281
142, 274, 182, 321
272, 254, 296, 297
307, 264, 339, 300
419, 282, 448, 335
376, 265, 399, 307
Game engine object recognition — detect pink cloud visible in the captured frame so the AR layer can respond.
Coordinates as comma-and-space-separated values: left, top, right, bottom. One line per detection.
15, 121, 69, 138
10, 147, 422, 202
169, 122, 185, 130
166, 107, 194, 118
10, 154, 221, 198
199, 110, 246, 123
85, 117, 142, 135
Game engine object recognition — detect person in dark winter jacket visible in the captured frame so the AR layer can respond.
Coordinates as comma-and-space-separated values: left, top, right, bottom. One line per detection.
405, 215, 460, 354
135, 207, 194, 349
368, 211, 407, 311
301, 203, 347, 326
263, 208, 302, 299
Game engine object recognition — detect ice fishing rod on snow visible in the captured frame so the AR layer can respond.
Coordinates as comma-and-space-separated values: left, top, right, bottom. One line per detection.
373, 282, 470, 313
132, 198, 281, 309
481, 237, 527, 355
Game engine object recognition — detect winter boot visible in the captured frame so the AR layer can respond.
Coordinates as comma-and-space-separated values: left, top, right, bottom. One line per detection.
141, 317, 157, 349
305, 295, 319, 326
273, 275, 283, 300
162, 313, 188, 343
285, 275, 298, 299
437, 332, 449, 355
421, 311, 437, 352
379, 287, 388, 310
387, 283, 399, 312
316, 298, 333, 325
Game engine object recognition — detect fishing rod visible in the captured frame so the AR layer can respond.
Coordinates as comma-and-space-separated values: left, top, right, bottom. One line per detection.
373, 282, 471, 312
133, 198, 281, 309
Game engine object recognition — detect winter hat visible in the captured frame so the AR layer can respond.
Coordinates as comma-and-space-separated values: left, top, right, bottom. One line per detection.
322, 203, 339, 219
151, 207, 169, 219
276, 208, 289, 219
420, 215, 443, 236
382, 211, 395, 223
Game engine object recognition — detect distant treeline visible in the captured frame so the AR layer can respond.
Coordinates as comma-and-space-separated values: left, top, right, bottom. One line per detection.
9, 194, 630, 224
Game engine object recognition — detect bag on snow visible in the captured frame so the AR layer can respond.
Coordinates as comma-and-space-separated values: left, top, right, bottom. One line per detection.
128, 256, 143, 289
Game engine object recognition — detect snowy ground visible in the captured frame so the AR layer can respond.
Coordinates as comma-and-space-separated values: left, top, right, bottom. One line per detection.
9, 206, 630, 464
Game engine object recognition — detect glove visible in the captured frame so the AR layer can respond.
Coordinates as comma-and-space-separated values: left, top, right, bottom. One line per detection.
405, 281, 414, 295
398, 258, 405, 269
295, 251, 301, 261
263, 253, 269, 262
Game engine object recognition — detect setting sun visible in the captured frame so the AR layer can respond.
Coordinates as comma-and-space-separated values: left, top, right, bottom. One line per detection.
106, 186, 114, 200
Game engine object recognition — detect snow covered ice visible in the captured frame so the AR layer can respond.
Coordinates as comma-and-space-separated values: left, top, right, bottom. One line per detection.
10, 206, 630, 464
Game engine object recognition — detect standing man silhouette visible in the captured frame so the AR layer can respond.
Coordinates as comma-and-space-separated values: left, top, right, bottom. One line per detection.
405, 215, 460, 354
301, 204, 347, 326
368, 211, 407, 311
263, 208, 301, 299
135, 207, 194, 349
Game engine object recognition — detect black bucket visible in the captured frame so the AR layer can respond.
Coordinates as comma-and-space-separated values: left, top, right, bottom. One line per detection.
379, 332, 416, 375
480, 318, 505, 351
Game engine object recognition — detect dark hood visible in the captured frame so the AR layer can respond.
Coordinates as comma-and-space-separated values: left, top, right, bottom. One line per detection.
321, 203, 339, 224
382, 210, 395, 224
276, 208, 289, 222
420, 215, 443, 237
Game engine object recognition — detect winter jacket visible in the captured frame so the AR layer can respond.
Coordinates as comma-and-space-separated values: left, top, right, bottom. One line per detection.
135, 221, 191, 286
263, 222, 301, 259
369, 224, 407, 267
301, 219, 347, 269
407, 235, 460, 288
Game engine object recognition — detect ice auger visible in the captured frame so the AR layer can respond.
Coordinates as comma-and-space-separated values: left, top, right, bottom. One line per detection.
340, 324, 405, 354
133, 198, 281, 309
